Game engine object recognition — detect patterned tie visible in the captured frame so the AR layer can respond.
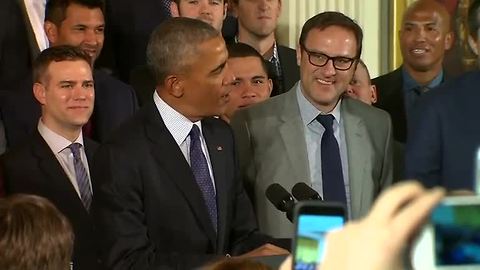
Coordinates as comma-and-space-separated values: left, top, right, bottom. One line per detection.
316, 114, 347, 206
68, 143, 92, 210
189, 125, 218, 232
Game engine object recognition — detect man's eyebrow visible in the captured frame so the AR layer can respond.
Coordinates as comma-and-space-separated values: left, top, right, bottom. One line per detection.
210, 61, 227, 74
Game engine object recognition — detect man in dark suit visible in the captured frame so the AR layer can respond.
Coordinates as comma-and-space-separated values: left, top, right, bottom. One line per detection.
405, 1, 480, 193
1, 45, 101, 270
1, 0, 138, 148
373, 0, 453, 143
231, 0, 299, 96
92, 18, 287, 270
405, 70, 480, 192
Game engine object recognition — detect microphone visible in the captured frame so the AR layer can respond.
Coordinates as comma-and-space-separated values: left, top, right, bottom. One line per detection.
265, 183, 295, 222
292, 182, 323, 201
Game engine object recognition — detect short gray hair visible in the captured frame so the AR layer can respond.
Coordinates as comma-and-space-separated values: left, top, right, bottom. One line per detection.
146, 17, 220, 85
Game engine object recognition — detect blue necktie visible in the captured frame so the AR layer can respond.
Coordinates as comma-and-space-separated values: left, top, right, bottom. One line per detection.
189, 125, 217, 232
316, 114, 347, 206
68, 143, 92, 210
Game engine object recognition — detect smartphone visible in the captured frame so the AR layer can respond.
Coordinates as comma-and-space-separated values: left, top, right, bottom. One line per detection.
412, 196, 480, 269
292, 201, 346, 270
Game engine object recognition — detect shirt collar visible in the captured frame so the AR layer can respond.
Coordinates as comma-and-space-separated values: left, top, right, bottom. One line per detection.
37, 119, 84, 154
296, 84, 342, 127
402, 67, 444, 91
153, 91, 202, 146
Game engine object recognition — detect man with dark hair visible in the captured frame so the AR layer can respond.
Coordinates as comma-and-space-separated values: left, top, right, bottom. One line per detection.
222, 43, 273, 122
1, 45, 101, 270
373, 0, 453, 144
1, 0, 138, 149
231, 0, 299, 96
232, 11, 393, 238
0, 194, 74, 270
405, 0, 480, 193
170, 0, 227, 32
93, 17, 287, 270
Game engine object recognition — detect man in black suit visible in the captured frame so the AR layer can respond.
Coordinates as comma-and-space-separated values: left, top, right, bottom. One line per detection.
373, 0, 453, 143
231, 0, 299, 96
1, 45, 101, 270
1, 0, 138, 148
92, 18, 287, 270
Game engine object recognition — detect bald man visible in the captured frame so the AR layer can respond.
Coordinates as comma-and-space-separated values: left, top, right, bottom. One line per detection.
346, 59, 377, 105
373, 0, 453, 144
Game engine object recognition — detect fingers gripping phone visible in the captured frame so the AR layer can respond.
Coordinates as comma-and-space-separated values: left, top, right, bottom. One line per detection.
292, 201, 346, 270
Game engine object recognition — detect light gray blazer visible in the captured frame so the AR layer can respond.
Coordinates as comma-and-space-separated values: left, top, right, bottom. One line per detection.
231, 86, 393, 238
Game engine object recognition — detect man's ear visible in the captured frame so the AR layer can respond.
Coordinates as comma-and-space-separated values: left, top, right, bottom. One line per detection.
170, 1, 180, 17
223, 1, 228, 19
44, 21, 58, 45
370, 85, 378, 104
267, 78, 273, 97
444, 31, 454, 51
33, 82, 47, 105
468, 35, 479, 55
165, 75, 184, 98
296, 44, 301, 66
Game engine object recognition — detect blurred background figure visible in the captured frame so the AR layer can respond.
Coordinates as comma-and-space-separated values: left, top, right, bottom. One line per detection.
223, 43, 273, 122
346, 59, 377, 105
0, 194, 74, 270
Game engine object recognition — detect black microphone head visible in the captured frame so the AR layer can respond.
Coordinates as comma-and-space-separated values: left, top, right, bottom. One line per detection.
265, 183, 294, 212
292, 182, 322, 201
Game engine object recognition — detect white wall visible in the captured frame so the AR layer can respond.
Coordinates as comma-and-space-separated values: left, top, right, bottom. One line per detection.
276, 0, 384, 77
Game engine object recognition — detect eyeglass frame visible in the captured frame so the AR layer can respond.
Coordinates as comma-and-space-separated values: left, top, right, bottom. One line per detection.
300, 45, 358, 71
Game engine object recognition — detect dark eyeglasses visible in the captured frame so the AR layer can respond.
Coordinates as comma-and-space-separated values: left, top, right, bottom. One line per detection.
301, 45, 357, 71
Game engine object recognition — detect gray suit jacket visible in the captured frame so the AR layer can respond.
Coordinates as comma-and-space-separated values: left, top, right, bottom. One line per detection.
231, 85, 393, 238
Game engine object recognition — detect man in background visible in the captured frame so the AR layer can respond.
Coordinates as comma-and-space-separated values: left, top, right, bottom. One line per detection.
373, 0, 453, 143
231, 0, 299, 96
222, 43, 273, 122
346, 59, 377, 105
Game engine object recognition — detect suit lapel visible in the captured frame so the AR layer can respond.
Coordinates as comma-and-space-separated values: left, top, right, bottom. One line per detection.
201, 119, 228, 250
278, 89, 311, 184
16, 0, 40, 59
31, 131, 89, 216
341, 99, 369, 217
144, 104, 217, 248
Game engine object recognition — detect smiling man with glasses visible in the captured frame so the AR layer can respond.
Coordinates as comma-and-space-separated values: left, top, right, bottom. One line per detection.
231, 11, 394, 238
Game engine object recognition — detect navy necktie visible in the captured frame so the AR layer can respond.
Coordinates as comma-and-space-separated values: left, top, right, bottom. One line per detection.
316, 114, 347, 206
189, 125, 217, 232
68, 143, 92, 210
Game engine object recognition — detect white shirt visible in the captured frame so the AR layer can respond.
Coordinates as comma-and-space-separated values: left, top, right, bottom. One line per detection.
38, 119, 92, 198
153, 92, 216, 192
23, 0, 48, 51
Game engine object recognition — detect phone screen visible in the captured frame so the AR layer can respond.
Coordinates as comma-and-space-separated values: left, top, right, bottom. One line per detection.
432, 203, 480, 266
293, 213, 345, 270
